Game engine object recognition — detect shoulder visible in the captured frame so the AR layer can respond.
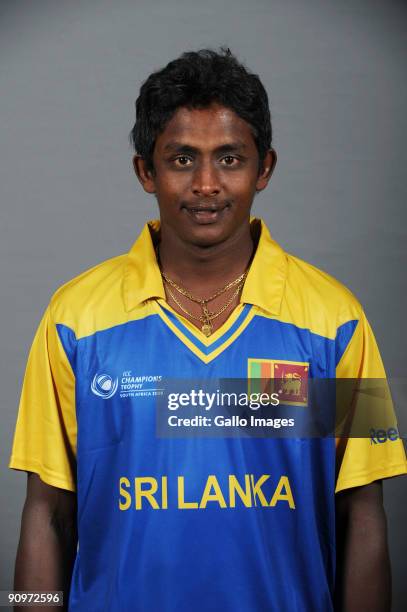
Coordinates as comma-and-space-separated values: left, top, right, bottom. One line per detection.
286, 252, 361, 314
48, 253, 128, 338
282, 252, 364, 339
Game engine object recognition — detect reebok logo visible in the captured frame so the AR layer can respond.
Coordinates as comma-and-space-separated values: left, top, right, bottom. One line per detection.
369, 427, 400, 445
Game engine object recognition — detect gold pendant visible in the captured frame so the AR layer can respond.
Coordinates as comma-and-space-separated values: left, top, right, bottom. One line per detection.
201, 323, 212, 337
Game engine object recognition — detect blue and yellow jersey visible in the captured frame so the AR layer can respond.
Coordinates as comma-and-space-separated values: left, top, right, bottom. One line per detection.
9, 218, 407, 612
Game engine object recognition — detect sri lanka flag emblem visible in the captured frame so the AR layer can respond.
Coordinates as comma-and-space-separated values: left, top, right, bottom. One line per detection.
248, 359, 309, 406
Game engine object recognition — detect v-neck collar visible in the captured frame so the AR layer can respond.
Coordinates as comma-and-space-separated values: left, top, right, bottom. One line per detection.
154, 300, 255, 364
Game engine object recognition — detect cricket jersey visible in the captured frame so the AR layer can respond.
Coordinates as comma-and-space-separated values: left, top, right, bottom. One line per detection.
9, 218, 407, 612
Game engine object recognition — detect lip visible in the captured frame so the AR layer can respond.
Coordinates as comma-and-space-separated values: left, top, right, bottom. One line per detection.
182, 203, 231, 225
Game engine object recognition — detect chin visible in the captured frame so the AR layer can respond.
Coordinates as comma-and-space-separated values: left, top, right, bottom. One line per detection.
184, 225, 230, 248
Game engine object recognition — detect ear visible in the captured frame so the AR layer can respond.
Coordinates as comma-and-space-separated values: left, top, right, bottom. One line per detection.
255, 148, 277, 192
133, 155, 156, 194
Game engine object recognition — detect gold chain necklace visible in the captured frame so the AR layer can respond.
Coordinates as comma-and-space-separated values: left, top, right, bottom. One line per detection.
164, 278, 246, 336
161, 269, 247, 303
156, 246, 249, 336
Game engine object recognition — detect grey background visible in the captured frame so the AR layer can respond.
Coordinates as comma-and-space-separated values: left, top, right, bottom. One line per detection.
1, 0, 406, 607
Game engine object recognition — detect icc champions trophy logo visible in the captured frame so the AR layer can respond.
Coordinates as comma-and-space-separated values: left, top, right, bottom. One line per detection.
91, 373, 119, 399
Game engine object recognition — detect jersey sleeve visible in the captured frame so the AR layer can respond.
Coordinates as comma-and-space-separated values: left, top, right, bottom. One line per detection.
9, 301, 77, 491
335, 307, 407, 493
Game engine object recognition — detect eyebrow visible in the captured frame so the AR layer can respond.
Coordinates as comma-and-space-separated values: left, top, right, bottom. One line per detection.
163, 141, 248, 155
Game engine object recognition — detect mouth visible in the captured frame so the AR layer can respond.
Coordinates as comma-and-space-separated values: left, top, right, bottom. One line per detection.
182, 203, 231, 225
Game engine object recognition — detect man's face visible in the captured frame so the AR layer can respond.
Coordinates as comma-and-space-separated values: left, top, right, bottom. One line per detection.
134, 103, 275, 248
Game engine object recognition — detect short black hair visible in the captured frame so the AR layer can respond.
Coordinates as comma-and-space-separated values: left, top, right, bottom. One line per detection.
129, 47, 272, 172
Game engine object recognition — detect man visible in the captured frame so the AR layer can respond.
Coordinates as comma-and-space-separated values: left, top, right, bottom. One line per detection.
10, 48, 407, 611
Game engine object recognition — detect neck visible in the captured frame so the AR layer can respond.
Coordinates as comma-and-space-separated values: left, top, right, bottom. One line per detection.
157, 223, 254, 295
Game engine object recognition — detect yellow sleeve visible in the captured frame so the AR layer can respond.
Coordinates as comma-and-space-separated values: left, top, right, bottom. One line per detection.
9, 302, 77, 491
335, 308, 407, 493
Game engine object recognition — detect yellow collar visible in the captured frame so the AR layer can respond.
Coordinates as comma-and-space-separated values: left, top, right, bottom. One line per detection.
123, 218, 287, 315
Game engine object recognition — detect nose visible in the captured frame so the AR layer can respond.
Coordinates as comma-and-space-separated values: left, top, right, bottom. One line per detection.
191, 160, 221, 197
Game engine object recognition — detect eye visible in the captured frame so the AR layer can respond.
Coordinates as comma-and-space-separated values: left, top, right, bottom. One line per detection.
221, 155, 239, 166
174, 155, 193, 166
